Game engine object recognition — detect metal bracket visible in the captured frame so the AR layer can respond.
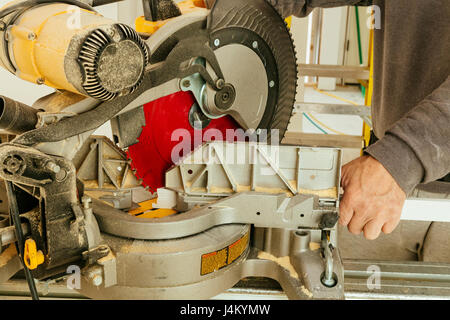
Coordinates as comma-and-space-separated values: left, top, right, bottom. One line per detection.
92, 191, 338, 240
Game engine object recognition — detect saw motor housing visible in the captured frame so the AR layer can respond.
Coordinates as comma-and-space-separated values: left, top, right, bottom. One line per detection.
0, 2, 149, 100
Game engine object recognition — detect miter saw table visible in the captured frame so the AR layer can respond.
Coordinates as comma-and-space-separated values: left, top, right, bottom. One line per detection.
0, 0, 449, 300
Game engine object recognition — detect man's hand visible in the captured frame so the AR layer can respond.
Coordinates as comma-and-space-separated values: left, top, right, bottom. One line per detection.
339, 155, 406, 240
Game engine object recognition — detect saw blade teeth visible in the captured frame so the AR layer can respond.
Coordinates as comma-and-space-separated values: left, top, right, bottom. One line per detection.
210, 0, 298, 143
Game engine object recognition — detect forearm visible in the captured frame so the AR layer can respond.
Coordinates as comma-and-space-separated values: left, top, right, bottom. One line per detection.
366, 76, 450, 195
267, 0, 373, 17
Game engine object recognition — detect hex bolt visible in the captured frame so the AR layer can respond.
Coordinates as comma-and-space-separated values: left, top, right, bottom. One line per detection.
82, 196, 92, 209
4, 156, 23, 174
46, 161, 60, 173
86, 267, 103, 287
182, 80, 191, 88
27, 32, 36, 40
215, 79, 225, 90
55, 168, 67, 182
91, 274, 103, 287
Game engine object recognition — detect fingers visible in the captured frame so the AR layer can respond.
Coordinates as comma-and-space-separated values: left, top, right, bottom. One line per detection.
363, 219, 384, 240
347, 209, 370, 235
338, 155, 404, 240
382, 218, 400, 234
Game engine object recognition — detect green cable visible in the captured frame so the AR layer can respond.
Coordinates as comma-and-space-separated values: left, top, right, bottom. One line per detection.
303, 113, 328, 134
354, 6, 366, 97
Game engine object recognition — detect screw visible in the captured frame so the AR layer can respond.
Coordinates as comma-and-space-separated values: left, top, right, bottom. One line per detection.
36, 77, 45, 85
82, 195, 92, 209
269, 80, 275, 88
215, 79, 225, 90
108, 29, 115, 37
214, 39, 220, 47
27, 32, 36, 40
182, 79, 191, 88
321, 275, 337, 288
46, 161, 60, 173
4, 155, 24, 174
252, 41, 258, 49
92, 274, 103, 287
55, 168, 67, 182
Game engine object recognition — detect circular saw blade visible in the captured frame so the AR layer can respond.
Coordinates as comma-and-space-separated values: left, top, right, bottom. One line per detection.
208, 0, 298, 141
127, 91, 238, 192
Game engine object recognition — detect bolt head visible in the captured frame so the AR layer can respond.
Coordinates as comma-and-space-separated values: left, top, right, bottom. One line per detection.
214, 39, 220, 47
46, 162, 60, 173
4, 155, 23, 174
215, 79, 225, 90
27, 33, 36, 40
182, 80, 191, 88
269, 80, 275, 88
252, 41, 258, 49
82, 195, 92, 209
92, 275, 103, 287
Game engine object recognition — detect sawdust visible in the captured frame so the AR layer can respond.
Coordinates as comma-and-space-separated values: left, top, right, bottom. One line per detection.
257, 251, 314, 298
189, 182, 337, 199
309, 242, 321, 251
257, 251, 299, 279
296, 185, 338, 199
209, 186, 234, 194
300, 285, 314, 298
236, 185, 251, 192
0, 245, 18, 267
254, 186, 293, 195
120, 240, 189, 255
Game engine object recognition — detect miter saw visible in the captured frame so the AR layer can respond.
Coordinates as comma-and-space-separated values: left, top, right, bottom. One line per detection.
0, 0, 344, 299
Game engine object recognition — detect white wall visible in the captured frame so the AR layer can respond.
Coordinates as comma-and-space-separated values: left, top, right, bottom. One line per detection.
317, 7, 347, 90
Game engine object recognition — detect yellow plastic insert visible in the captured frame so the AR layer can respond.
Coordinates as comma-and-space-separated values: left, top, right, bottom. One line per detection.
24, 238, 44, 270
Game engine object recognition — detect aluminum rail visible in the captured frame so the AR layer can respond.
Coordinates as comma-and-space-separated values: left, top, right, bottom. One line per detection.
2, 258, 450, 300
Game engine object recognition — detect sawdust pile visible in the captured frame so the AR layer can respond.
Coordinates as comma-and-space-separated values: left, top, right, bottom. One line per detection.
257, 251, 314, 298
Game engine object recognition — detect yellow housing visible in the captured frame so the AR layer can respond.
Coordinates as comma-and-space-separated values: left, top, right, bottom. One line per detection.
136, 0, 206, 35
0, 2, 114, 94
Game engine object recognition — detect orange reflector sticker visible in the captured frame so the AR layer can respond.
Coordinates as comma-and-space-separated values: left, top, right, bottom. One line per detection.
200, 231, 249, 276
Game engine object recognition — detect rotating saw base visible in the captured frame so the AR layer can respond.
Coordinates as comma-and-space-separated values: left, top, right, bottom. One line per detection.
77, 226, 344, 300
77, 224, 251, 300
